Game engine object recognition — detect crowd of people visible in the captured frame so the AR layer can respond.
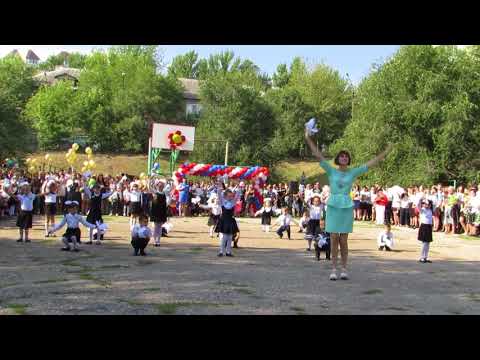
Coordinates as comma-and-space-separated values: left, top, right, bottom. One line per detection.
1, 167, 480, 238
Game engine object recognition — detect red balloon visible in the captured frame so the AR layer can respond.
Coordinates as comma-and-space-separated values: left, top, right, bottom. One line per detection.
175, 130, 181, 135
181, 135, 186, 141
168, 133, 173, 139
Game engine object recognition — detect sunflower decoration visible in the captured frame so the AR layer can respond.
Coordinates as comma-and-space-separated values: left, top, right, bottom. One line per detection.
167, 130, 186, 150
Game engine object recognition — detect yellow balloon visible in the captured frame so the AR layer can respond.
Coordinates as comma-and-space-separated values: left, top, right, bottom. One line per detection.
31, 158, 37, 164
29, 166, 35, 172
72, 143, 79, 151
87, 154, 93, 160
172, 134, 181, 144
85, 147, 92, 155
83, 161, 89, 166
26, 158, 31, 163
139, 172, 145, 178
81, 166, 87, 172
89, 160, 95, 166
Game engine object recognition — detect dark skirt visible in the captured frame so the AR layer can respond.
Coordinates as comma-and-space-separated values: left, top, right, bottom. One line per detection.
16, 210, 33, 229
129, 202, 141, 216
418, 223, 433, 243
150, 201, 168, 223
45, 203, 57, 216
353, 200, 361, 209
86, 208, 102, 224
305, 219, 321, 240
215, 216, 239, 235
208, 214, 220, 226
63, 227, 81, 242
261, 211, 272, 225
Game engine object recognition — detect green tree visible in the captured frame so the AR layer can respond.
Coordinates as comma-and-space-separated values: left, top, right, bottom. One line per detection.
167, 51, 200, 79
38, 52, 87, 71
25, 81, 79, 149
0, 55, 38, 157
331, 45, 480, 186
194, 72, 277, 166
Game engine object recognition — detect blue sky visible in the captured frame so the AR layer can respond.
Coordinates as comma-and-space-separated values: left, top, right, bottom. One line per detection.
0, 45, 401, 84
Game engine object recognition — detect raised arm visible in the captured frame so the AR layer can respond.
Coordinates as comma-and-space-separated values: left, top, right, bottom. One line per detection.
78, 215, 96, 229
101, 190, 113, 200
304, 130, 326, 162
366, 144, 393, 169
50, 216, 67, 233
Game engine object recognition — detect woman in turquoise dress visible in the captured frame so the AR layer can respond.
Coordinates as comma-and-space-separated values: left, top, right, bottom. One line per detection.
305, 129, 392, 281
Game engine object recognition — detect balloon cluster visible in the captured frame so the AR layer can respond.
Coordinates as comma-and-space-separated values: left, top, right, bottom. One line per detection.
174, 163, 269, 182
25, 157, 38, 173
65, 143, 79, 166
167, 130, 186, 150
81, 147, 95, 173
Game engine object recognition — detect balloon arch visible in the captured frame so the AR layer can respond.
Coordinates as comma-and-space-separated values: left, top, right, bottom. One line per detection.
174, 163, 269, 182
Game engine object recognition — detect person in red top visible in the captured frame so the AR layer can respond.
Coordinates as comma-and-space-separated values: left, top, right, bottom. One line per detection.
374, 189, 388, 225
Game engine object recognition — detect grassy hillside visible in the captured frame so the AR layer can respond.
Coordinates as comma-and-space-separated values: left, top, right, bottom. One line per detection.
26, 152, 328, 184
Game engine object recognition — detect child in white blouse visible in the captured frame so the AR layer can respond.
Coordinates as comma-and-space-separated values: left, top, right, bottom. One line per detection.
305, 195, 324, 251
377, 224, 394, 251
14, 182, 36, 243
49, 201, 96, 252
274, 207, 298, 240
131, 214, 152, 256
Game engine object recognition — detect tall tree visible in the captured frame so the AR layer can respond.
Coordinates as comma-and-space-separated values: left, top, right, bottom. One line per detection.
0, 55, 38, 157
331, 45, 480, 185
167, 51, 200, 79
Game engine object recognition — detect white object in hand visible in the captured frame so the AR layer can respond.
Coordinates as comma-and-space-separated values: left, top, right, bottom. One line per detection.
305, 118, 319, 135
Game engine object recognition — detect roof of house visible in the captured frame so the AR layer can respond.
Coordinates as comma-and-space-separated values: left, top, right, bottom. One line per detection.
33, 66, 81, 84
26, 50, 40, 61
179, 78, 200, 100
8, 49, 40, 62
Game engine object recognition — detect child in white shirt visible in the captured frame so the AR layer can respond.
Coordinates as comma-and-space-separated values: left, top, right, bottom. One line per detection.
377, 223, 394, 251
131, 214, 152, 256
15, 182, 36, 243
275, 207, 297, 240
49, 201, 96, 252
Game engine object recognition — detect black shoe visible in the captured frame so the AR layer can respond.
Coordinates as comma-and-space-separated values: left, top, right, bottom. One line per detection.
306, 248, 311, 252
140, 250, 147, 256
425, 259, 432, 263
326, 256, 331, 260
379, 246, 384, 251
225, 253, 234, 257
385, 246, 391, 251
61, 247, 71, 251
217, 253, 224, 257
154, 243, 160, 247
86, 241, 93, 245
25, 239, 31, 243
45, 234, 49, 238
72, 248, 80, 252
16, 238, 23, 243
133, 250, 139, 256
233, 243, 238, 248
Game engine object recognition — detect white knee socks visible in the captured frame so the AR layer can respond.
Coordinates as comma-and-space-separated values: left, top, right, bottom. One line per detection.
421, 242, 430, 259
219, 233, 233, 255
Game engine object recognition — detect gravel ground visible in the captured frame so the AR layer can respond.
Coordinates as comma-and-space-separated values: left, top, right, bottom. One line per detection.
1, 215, 479, 315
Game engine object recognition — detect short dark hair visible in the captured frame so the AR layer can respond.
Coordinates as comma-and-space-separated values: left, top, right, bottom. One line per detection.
139, 214, 149, 222
334, 150, 352, 166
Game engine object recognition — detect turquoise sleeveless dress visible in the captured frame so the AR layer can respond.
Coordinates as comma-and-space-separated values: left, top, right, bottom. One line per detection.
320, 160, 368, 234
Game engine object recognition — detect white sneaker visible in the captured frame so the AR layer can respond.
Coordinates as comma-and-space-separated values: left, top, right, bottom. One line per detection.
329, 272, 337, 281
340, 272, 349, 280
